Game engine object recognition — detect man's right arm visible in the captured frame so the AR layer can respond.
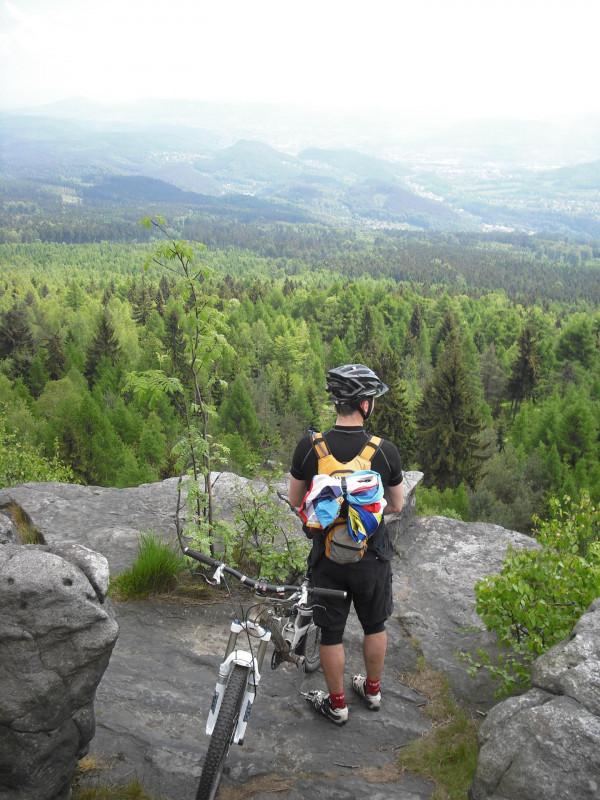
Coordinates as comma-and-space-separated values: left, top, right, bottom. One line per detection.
288, 435, 314, 510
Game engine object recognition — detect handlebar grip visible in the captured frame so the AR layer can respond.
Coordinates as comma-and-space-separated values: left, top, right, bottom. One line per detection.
310, 586, 348, 599
184, 547, 220, 568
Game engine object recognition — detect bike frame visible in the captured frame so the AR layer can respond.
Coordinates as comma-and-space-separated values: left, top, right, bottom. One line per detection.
205, 571, 311, 746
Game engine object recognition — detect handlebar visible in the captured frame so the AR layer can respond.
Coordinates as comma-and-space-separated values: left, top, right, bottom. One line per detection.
184, 547, 347, 599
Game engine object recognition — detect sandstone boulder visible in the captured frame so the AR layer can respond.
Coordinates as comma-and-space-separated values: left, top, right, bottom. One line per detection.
470, 599, 600, 800
389, 515, 540, 707
0, 542, 119, 800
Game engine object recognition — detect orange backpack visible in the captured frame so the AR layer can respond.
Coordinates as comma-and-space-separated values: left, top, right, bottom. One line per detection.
310, 431, 382, 563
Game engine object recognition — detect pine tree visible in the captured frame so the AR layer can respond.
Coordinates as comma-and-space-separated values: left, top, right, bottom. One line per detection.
409, 304, 423, 339
219, 375, 261, 447
508, 323, 539, 415
0, 305, 34, 376
132, 277, 154, 325
84, 311, 121, 384
416, 332, 485, 489
306, 383, 322, 429
356, 307, 382, 364
159, 275, 171, 303
138, 412, 167, 472
27, 353, 49, 398
115, 447, 156, 488
368, 345, 402, 389
431, 308, 459, 366
163, 308, 187, 378
127, 278, 138, 303
44, 332, 66, 380
328, 336, 349, 369
480, 343, 507, 417
557, 392, 598, 467
66, 282, 84, 310
101, 280, 115, 307
155, 288, 165, 316
556, 316, 595, 368
371, 379, 416, 465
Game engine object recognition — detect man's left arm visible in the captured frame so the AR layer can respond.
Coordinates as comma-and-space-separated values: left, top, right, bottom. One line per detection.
384, 482, 404, 514
379, 439, 404, 513
288, 475, 307, 510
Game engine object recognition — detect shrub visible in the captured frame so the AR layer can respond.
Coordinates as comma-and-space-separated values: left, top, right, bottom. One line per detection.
0, 410, 75, 488
232, 489, 309, 582
417, 483, 469, 521
191, 488, 310, 583
110, 533, 188, 599
471, 492, 600, 693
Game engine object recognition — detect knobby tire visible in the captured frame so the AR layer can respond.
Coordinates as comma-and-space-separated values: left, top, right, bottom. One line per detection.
195, 664, 249, 800
301, 622, 321, 672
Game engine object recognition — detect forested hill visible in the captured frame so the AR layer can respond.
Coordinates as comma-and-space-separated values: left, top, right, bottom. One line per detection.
82, 176, 313, 223
1, 236, 599, 537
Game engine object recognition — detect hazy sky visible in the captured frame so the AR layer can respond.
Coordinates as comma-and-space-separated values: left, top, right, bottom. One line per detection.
1, 0, 599, 119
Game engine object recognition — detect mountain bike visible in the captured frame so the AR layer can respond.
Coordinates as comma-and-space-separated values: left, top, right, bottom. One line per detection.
184, 547, 346, 800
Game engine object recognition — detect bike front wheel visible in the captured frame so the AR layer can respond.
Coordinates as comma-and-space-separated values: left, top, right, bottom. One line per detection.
195, 664, 249, 800
300, 621, 321, 673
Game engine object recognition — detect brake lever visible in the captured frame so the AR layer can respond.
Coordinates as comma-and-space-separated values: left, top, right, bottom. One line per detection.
202, 563, 225, 586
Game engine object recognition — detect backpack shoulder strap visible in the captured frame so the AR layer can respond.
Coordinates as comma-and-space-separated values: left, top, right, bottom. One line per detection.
310, 431, 331, 461
357, 435, 382, 464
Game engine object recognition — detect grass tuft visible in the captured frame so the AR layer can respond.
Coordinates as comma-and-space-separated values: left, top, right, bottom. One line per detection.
72, 779, 155, 800
398, 657, 479, 800
3, 501, 44, 544
76, 756, 104, 774
109, 532, 188, 600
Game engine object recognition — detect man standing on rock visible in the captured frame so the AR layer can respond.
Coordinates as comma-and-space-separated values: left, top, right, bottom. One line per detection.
288, 364, 404, 725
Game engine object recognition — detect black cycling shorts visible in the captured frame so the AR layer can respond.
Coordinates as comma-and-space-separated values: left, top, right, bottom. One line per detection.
310, 551, 393, 641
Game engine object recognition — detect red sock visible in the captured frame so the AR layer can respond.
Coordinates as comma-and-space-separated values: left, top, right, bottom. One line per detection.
329, 691, 346, 709
365, 678, 380, 696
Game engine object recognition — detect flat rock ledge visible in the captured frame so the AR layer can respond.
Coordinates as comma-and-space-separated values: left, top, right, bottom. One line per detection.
0, 471, 424, 575
0, 542, 119, 800
470, 598, 600, 800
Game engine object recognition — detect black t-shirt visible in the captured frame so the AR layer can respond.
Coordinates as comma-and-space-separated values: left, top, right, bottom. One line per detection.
290, 425, 403, 563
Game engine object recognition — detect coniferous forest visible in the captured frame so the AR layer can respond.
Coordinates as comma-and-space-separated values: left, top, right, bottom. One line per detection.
1, 219, 599, 535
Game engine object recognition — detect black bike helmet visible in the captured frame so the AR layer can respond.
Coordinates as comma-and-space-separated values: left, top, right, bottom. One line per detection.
326, 364, 389, 403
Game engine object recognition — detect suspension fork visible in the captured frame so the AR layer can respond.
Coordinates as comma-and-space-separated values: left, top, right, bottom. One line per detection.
224, 618, 271, 668
207, 619, 271, 745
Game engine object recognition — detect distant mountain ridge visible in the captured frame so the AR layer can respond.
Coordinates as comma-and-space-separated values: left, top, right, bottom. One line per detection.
2, 110, 600, 237
299, 147, 406, 180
